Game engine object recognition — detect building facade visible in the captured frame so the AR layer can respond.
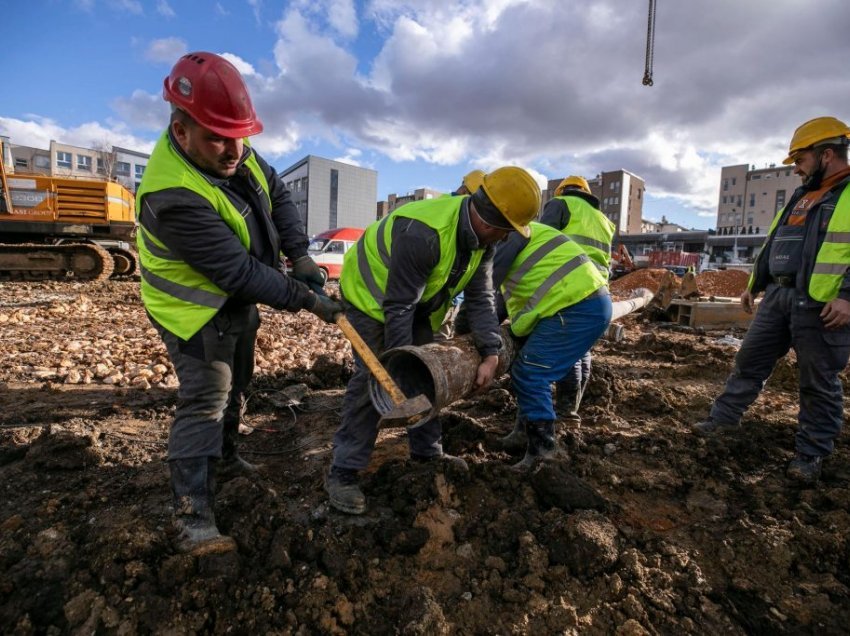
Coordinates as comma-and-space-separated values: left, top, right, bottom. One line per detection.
543, 169, 645, 235
378, 187, 444, 218
280, 156, 377, 235
708, 163, 799, 263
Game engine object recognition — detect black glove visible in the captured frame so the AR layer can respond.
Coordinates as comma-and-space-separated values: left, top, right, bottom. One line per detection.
292, 255, 326, 290
307, 293, 343, 323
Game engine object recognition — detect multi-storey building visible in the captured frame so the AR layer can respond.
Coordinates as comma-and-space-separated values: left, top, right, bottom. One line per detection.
280, 156, 377, 235
543, 169, 645, 235
708, 163, 799, 262
378, 187, 444, 218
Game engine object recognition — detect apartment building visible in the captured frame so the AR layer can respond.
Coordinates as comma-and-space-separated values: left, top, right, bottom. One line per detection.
280, 156, 378, 235
378, 187, 445, 218
543, 169, 645, 235
708, 163, 799, 262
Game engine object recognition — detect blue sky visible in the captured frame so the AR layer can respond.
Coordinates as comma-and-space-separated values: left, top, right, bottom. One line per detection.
4, 0, 850, 230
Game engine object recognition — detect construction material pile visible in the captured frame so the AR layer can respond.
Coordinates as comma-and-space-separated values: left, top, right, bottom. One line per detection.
695, 269, 750, 297
610, 268, 675, 297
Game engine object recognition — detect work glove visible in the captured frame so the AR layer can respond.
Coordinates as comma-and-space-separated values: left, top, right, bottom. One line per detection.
307, 293, 343, 324
292, 255, 326, 290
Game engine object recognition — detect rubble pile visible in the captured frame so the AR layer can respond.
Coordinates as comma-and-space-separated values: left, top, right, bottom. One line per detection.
696, 269, 750, 298
610, 268, 676, 296
0, 281, 347, 388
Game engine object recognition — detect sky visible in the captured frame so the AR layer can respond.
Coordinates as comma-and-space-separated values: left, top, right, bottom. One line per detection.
3, 0, 850, 230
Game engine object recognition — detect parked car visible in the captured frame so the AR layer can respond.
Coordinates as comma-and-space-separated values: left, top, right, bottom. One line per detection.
285, 227, 364, 283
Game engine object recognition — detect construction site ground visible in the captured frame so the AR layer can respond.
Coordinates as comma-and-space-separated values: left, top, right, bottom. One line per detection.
2, 271, 849, 635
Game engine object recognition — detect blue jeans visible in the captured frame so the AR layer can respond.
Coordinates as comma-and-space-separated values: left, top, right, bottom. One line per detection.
511, 292, 612, 422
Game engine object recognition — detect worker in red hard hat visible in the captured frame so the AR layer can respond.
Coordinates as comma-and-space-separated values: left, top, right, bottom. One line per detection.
136, 52, 342, 554
694, 116, 850, 484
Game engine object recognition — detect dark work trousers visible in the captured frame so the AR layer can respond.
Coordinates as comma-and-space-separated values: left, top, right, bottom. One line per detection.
558, 351, 592, 407
155, 304, 260, 461
710, 284, 850, 457
331, 306, 442, 471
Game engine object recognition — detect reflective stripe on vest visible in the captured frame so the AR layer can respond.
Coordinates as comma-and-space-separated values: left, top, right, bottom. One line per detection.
810, 186, 850, 301
503, 222, 608, 337
557, 195, 616, 272
135, 130, 271, 340
340, 198, 485, 331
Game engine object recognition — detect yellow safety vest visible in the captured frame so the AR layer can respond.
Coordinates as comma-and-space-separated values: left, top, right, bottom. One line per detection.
556, 195, 616, 273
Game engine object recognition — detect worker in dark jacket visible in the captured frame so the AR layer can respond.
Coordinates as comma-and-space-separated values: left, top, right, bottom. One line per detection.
533, 175, 615, 430
694, 116, 850, 484
326, 167, 541, 514
137, 52, 342, 554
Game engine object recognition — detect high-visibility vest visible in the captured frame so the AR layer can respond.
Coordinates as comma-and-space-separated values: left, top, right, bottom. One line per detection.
556, 195, 615, 273
341, 197, 485, 331
503, 222, 608, 337
749, 184, 850, 302
135, 130, 271, 340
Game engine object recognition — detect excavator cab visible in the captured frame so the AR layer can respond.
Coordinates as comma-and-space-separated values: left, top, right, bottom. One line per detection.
610, 244, 635, 279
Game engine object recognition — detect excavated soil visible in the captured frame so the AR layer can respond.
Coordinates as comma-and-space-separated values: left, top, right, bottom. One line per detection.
2, 280, 850, 635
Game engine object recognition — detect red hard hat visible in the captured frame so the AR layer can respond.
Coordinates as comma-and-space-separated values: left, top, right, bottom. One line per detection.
163, 52, 263, 138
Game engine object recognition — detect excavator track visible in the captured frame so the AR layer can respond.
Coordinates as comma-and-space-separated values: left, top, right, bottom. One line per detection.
107, 246, 138, 278
0, 242, 114, 282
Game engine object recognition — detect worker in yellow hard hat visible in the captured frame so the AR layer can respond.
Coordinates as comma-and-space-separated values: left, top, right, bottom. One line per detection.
495, 173, 613, 443
695, 116, 850, 484
453, 169, 486, 196
327, 166, 540, 514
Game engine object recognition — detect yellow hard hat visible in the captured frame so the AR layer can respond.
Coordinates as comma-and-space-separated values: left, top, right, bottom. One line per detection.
462, 169, 486, 194
782, 116, 850, 165
555, 175, 591, 196
480, 166, 541, 238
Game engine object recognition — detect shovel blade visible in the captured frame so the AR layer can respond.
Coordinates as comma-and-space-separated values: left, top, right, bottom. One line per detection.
378, 393, 433, 428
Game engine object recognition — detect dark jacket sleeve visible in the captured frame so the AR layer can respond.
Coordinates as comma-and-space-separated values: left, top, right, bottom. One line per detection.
461, 245, 502, 356
540, 198, 569, 231
254, 152, 310, 261
383, 219, 441, 350
140, 188, 315, 312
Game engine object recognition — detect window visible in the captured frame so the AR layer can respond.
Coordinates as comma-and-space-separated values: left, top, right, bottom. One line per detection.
749, 194, 756, 208
723, 179, 729, 191
775, 189, 786, 211
637, 189, 641, 199
34, 155, 51, 169
135, 164, 145, 179
328, 169, 339, 229
737, 195, 742, 206
57, 151, 72, 169
751, 174, 761, 180
14, 158, 28, 169
722, 196, 727, 204
97, 158, 105, 173
77, 155, 92, 171
326, 241, 345, 254
732, 177, 737, 186
115, 161, 131, 176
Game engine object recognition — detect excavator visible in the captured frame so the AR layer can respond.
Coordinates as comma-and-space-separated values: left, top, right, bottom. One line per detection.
610, 244, 636, 279
0, 139, 137, 281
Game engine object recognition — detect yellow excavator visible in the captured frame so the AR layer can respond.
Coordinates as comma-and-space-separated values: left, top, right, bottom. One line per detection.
0, 139, 137, 281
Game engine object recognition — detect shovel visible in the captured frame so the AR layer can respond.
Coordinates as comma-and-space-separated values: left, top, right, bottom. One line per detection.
335, 314, 433, 428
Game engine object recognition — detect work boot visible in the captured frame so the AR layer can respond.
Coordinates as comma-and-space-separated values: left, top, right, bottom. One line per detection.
554, 380, 582, 426
787, 452, 823, 484
513, 421, 557, 470
219, 417, 260, 481
499, 415, 528, 453
325, 466, 367, 515
692, 417, 741, 436
170, 457, 237, 555
410, 453, 469, 472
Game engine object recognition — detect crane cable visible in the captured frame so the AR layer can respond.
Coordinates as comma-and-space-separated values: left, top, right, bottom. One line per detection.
643, 0, 657, 86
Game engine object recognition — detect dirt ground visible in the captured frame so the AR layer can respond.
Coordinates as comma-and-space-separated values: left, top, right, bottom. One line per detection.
1, 278, 850, 635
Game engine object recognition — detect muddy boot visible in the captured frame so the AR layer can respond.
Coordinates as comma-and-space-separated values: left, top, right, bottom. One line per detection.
554, 380, 581, 426
787, 452, 823, 484
325, 466, 366, 515
512, 421, 557, 470
170, 457, 236, 555
499, 415, 528, 453
411, 453, 469, 473
692, 417, 741, 436
219, 416, 260, 481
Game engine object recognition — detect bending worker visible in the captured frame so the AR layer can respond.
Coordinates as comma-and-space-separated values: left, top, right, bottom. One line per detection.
537, 175, 614, 427
326, 167, 541, 514
462, 221, 612, 467
694, 116, 850, 484
136, 52, 341, 554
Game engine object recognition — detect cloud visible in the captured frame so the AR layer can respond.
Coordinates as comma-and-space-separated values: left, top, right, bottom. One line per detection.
111, 90, 168, 132
215, 2, 229, 16
109, 0, 143, 14
220, 53, 256, 76
156, 0, 175, 17
0, 116, 154, 155
247, 0, 262, 24
145, 38, 188, 64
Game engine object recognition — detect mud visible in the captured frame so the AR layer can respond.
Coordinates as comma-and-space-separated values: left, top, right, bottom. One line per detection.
1, 281, 849, 635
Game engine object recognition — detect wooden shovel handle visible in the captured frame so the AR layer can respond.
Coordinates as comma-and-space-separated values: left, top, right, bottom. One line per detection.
336, 314, 407, 407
